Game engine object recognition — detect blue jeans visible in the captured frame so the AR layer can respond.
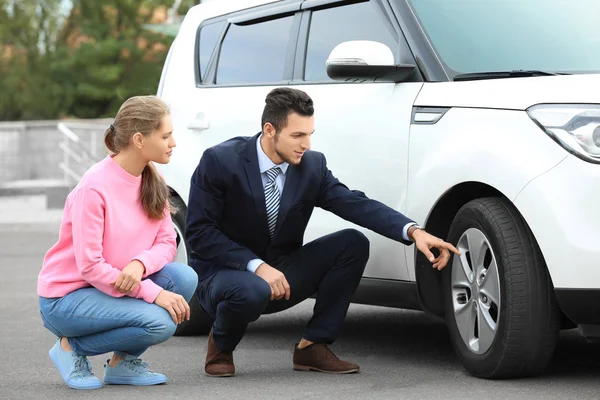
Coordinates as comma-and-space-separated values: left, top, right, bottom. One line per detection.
39, 262, 198, 357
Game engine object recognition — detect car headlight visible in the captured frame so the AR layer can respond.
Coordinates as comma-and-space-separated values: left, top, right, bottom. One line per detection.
527, 104, 600, 164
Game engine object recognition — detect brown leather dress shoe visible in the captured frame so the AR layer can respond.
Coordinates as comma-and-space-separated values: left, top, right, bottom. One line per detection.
293, 343, 360, 374
205, 331, 235, 377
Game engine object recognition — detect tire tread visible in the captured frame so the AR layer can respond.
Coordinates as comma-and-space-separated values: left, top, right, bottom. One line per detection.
445, 197, 560, 379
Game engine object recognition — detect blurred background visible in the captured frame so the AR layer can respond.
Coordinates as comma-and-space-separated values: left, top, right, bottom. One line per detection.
0, 0, 216, 210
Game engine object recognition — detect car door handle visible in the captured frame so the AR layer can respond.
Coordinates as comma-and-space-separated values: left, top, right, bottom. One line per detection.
187, 112, 210, 131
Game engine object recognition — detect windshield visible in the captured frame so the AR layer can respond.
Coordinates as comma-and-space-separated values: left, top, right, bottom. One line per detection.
404, 0, 600, 77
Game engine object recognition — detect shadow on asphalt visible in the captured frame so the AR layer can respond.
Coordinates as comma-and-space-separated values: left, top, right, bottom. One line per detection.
246, 303, 600, 381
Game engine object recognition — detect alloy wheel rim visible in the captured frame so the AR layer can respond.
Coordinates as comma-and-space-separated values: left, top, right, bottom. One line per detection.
451, 228, 501, 354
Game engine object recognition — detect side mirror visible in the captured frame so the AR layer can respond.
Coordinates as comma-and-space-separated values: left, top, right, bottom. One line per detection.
326, 40, 416, 83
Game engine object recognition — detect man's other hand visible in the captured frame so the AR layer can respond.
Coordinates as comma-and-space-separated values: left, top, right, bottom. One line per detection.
255, 263, 291, 300
410, 228, 461, 270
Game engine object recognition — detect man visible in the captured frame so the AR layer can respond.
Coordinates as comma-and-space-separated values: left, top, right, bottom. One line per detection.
185, 87, 460, 377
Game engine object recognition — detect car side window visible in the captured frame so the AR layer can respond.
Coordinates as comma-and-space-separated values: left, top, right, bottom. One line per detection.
304, 1, 398, 81
216, 16, 294, 85
198, 21, 226, 83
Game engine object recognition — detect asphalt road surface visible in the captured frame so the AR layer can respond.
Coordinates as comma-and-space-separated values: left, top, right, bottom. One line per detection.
1, 221, 599, 400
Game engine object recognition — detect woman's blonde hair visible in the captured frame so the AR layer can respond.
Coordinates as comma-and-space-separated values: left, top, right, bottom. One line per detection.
104, 95, 171, 220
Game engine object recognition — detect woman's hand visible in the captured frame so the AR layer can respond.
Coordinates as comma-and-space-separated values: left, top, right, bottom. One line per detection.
154, 290, 191, 324
111, 260, 145, 294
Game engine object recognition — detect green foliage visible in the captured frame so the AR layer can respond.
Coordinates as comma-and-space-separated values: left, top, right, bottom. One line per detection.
0, 0, 67, 120
0, 0, 192, 121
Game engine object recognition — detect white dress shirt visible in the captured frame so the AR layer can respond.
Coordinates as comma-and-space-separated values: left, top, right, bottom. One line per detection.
246, 136, 289, 273
246, 135, 416, 273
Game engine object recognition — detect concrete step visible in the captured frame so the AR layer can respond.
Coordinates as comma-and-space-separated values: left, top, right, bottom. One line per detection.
0, 179, 71, 208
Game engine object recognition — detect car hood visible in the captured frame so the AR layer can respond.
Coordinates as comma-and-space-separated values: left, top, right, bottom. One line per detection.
414, 73, 600, 110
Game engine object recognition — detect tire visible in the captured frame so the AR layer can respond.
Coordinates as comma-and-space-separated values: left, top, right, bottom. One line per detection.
170, 196, 214, 336
442, 197, 560, 379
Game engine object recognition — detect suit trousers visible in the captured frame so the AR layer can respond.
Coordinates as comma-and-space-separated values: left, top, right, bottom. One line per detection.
196, 228, 370, 352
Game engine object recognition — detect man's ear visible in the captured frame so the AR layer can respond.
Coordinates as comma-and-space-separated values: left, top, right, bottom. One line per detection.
132, 132, 144, 149
263, 122, 277, 138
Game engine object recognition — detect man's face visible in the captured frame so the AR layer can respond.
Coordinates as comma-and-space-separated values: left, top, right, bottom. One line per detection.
266, 112, 314, 165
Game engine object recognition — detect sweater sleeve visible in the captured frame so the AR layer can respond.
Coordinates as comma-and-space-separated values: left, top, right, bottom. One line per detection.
71, 187, 163, 303
132, 208, 178, 278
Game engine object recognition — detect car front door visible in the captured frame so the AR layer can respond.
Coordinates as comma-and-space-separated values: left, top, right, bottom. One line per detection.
291, 0, 424, 281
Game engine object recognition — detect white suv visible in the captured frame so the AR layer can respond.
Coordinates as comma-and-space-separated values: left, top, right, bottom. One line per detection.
156, 0, 600, 379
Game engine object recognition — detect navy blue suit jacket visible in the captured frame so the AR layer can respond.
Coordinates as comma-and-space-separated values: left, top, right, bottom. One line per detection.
185, 133, 415, 282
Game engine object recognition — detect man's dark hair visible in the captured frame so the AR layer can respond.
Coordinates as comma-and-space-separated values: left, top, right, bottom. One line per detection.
261, 87, 314, 133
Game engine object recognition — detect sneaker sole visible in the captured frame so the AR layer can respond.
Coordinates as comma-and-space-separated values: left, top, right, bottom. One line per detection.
293, 364, 360, 374
49, 349, 103, 390
104, 376, 168, 386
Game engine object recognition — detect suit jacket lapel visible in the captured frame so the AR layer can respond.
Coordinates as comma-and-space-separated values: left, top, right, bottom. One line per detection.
244, 133, 270, 236
273, 163, 299, 238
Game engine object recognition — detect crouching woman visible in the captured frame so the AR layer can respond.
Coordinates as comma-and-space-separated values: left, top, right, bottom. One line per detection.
37, 96, 198, 389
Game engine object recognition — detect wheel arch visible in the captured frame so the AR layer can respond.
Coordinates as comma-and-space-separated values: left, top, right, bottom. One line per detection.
169, 187, 186, 206
415, 182, 509, 318
168, 187, 187, 247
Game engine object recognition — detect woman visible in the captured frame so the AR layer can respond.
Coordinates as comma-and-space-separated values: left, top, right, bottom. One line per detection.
37, 96, 198, 390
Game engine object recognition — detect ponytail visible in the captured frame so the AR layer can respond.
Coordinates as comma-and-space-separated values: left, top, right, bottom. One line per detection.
104, 124, 117, 153
141, 162, 170, 220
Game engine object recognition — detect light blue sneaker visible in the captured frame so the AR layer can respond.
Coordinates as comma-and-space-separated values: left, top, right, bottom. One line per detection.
103, 354, 168, 386
48, 338, 103, 390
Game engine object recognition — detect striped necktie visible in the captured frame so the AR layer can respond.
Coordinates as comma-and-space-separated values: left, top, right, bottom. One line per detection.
264, 166, 282, 238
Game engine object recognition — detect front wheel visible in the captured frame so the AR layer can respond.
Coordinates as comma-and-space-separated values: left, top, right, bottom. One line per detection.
171, 196, 214, 336
443, 197, 560, 379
